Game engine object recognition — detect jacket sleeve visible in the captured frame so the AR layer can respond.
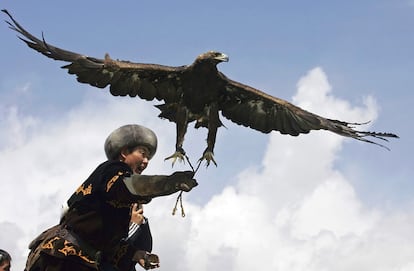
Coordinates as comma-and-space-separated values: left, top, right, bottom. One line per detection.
123, 171, 197, 198
127, 219, 153, 253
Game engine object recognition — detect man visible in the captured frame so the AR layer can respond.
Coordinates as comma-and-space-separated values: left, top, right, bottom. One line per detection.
25, 124, 198, 271
0, 249, 11, 271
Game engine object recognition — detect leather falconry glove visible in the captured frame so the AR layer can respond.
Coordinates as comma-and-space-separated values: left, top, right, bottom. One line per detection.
123, 171, 197, 198
133, 250, 160, 270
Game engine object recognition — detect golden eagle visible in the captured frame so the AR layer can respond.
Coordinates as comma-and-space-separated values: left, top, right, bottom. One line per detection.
3, 10, 398, 166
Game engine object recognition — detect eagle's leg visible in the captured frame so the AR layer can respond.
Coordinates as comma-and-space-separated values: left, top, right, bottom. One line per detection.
199, 104, 219, 167
164, 106, 189, 166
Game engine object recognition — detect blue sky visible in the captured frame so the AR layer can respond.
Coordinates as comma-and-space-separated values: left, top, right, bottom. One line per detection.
1, 1, 413, 270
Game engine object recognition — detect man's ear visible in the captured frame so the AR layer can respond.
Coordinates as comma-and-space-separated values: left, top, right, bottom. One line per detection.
120, 147, 129, 160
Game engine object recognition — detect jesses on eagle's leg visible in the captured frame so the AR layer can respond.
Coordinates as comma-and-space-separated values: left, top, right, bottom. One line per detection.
199, 103, 220, 167
164, 106, 189, 166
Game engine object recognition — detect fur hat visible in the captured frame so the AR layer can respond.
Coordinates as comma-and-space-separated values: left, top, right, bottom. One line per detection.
104, 124, 158, 160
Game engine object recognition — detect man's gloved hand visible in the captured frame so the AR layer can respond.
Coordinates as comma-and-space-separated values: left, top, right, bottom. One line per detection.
169, 171, 198, 192
133, 250, 160, 270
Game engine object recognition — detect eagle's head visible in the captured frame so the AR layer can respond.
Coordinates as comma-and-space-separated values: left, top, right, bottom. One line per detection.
195, 51, 229, 65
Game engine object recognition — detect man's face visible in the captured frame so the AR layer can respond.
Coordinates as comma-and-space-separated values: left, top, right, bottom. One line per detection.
0, 261, 10, 271
122, 146, 150, 174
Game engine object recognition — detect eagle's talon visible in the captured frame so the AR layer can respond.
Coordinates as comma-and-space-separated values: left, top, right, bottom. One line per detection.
165, 150, 186, 167
198, 151, 217, 167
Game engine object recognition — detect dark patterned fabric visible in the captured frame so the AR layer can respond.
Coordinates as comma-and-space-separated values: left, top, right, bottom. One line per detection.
26, 160, 150, 271
26, 252, 94, 271
127, 221, 153, 253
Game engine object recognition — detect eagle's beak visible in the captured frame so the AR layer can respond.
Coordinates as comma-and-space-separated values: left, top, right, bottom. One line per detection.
217, 53, 229, 62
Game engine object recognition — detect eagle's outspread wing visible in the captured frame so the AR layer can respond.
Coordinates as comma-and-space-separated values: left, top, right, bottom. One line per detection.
3, 9, 184, 103
219, 75, 398, 149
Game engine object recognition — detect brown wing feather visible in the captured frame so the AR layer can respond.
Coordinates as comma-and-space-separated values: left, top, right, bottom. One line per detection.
3, 9, 184, 103
219, 74, 322, 134
219, 73, 398, 149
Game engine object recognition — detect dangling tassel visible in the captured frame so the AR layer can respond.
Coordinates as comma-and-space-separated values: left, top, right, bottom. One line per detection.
172, 154, 201, 218
172, 191, 185, 217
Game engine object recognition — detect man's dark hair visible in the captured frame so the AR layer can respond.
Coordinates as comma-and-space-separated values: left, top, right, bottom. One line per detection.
0, 249, 11, 264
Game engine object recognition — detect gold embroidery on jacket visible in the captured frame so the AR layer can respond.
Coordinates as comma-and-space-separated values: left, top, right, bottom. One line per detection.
58, 240, 77, 256
106, 171, 124, 192
40, 237, 96, 264
41, 237, 59, 249
75, 183, 93, 196
58, 240, 96, 264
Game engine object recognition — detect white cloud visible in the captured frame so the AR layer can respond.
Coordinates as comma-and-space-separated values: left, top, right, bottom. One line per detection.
0, 106, 38, 149
1, 67, 413, 271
